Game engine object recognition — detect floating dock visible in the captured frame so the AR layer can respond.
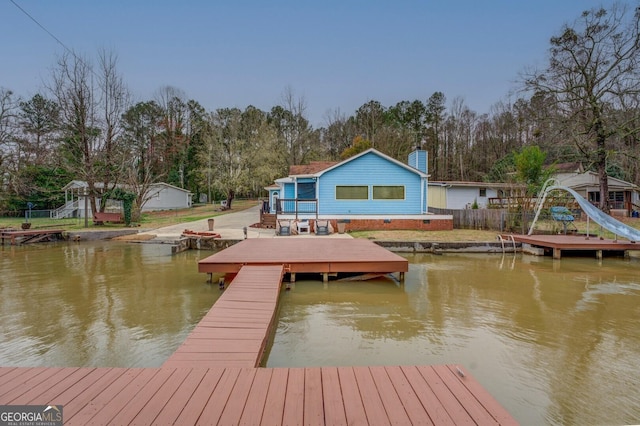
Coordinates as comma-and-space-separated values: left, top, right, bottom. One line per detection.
508, 234, 638, 259
198, 238, 409, 282
1, 229, 64, 245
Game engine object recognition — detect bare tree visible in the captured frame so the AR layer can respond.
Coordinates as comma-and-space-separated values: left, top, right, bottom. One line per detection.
97, 49, 130, 189
49, 50, 130, 215
0, 88, 19, 207
523, 3, 640, 212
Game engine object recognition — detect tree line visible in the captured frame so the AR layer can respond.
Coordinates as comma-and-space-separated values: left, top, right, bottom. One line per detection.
1, 3, 638, 215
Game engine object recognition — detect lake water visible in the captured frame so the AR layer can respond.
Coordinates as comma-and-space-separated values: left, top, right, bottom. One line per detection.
266, 252, 640, 425
1, 242, 639, 424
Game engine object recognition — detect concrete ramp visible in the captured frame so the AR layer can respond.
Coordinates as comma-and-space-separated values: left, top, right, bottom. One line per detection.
549, 185, 640, 242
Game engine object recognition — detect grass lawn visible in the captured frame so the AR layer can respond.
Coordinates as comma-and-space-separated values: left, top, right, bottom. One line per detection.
0, 199, 258, 231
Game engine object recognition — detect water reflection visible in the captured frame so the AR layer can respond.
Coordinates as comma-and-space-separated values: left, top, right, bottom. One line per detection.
267, 253, 640, 425
0, 241, 219, 367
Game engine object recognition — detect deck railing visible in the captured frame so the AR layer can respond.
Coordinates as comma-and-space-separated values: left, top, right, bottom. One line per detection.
276, 198, 318, 220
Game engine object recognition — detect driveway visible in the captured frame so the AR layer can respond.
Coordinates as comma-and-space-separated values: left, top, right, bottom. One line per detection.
137, 204, 352, 242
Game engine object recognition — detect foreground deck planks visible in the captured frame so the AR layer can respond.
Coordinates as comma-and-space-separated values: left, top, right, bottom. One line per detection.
163, 265, 285, 369
0, 365, 517, 425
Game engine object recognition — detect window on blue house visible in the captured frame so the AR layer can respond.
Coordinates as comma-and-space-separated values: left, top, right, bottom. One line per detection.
297, 182, 316, 199
373, 185, 404, 200
336, 186, 368, 200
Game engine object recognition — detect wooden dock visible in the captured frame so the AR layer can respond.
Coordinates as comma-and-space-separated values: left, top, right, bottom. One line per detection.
198, 238, 409, 281
1, 229, 64, 245
164, 265, 284, 369
0, 363, 517, 425
509, 233, 639, 259
0, 239, 518, 425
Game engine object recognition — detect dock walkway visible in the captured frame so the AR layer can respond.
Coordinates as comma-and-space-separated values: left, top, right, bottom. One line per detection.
164, 265, 284, 369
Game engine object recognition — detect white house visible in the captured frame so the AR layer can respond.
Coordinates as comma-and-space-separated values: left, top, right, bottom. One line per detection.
428, 181, 524, 210
55, 181, 192, 218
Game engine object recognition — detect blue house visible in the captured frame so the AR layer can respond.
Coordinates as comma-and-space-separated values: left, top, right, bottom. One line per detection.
265, 148, 452, 232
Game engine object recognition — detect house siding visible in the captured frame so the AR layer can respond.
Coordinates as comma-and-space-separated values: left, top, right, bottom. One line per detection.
284, 183, 295, 199
142, 185, 192, 211
446, 187, 498, 209
317, 152, 425, 215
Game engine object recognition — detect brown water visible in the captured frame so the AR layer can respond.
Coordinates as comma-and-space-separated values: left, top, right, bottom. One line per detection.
2, 243, 639, 424
0, 241, 219, 367
267, 253, 640, 425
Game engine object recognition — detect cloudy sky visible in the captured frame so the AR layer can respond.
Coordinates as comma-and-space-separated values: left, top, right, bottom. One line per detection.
1, 0, 617, 126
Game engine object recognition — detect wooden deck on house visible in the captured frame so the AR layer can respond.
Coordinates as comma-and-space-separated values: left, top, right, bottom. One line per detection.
198, 238, 409, 278
508, 233, 639, 259
0, 364, 517, 425
0, 229, 64, 245
164, 265, 284, 369
0, 242, 518, 425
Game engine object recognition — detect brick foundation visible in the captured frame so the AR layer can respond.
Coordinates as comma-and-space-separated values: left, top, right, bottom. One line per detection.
312, 218, 453, 232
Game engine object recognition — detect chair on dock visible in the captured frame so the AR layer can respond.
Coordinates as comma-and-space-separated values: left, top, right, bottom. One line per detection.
550, 206, 577, 234
315, 220, 330, 235
277, 220, 291, 236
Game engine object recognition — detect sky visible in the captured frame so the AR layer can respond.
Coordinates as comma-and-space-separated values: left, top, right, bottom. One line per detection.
0, 0, 621, 127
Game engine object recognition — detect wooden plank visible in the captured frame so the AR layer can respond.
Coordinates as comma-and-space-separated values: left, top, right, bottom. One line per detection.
173, 368, 225, 425
0, 367, 63, 402
443, 365, 517, 425
369, 366, 412, 425
337, 367, 368, 425
353, 367, 391, 426
416, 365, 475, 425
130, 368, 192, 425
260, 368, 288, 425
400, 366, 455, 426
218, 368, 257, 425
321, 367, 347, 426
108, 368, 177, 425
10, 368, 91, 405
195, 367, 241, 424
384, 366, 433, 426
239, 368, 272, 425
304, 367, 325, 426
282, 367, 304, 425
67, 368, 147, 425
0, 368, 44, 400
56, 368, 128, 420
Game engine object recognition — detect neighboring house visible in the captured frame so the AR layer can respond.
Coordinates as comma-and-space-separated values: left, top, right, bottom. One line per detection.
556, 170, 640, 216
54, 181, 192, 218
428, 181, 524, 210
265, 148, 452, 231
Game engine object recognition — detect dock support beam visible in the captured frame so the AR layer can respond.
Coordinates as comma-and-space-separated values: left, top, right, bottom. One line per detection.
323, 273, 328, 283
596, 250, 603, 260
290, 273, 296, 283
553, 248, 562, 259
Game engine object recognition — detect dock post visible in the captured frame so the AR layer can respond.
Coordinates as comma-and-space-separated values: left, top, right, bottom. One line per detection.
399, 272, 405, 282
323, 273, 328, 283
290, 273, 296, 283
596, 250, 603, 260
553, 248, 562, 259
